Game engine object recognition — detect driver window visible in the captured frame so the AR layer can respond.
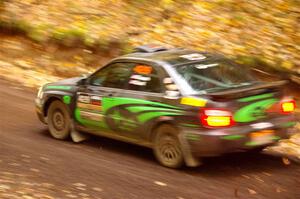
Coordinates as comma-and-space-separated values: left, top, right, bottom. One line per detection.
89, 62, 134, 89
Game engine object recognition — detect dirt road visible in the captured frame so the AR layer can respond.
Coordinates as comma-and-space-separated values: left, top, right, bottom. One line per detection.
0, 78, 299, 199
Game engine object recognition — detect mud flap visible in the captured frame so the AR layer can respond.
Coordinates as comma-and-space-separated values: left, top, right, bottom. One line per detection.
70, 121, 90, 143
178, 132, 202, 167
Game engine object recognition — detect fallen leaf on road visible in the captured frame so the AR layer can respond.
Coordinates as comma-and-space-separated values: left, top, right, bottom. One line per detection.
73, 183, 86, 187
254, 176, 264, 183
234, 188, 239, 198
66, 194, 77, 198
9, 163, 21, 166
154, 181, 167, 186
78, 193, 89, 197
30, 168, 40, 172
40, 157, 50, 161
282, 157, 291, 165
247, 188, 257, 195
276, 187, 282, 193
41, 183, 54, 187
92, 187, 103, 192
0, 184, 11, 191
62, 190, 72, 194
22, 195, 34, 199
241, 175, 250, 179
75, 187, 86, 191
262, 172, 272, 176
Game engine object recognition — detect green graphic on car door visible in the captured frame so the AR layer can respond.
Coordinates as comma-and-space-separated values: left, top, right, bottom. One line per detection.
103, 97, 184, 132
75, 96, 184, 132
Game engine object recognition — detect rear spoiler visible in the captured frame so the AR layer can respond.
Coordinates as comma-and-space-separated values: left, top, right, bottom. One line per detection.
208, 80, 287, 100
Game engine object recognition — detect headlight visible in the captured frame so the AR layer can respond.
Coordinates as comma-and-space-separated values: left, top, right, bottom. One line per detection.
37, 86, 44, 98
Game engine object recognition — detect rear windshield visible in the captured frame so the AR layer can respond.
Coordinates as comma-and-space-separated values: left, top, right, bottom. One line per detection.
174, 59, 257, 93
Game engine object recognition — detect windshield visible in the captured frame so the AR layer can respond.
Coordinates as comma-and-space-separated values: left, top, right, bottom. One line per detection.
174, 59, 257, 93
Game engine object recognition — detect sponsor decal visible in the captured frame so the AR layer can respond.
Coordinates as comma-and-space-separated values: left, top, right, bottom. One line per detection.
45, 85, 72, 90
129, 80, 147, 86
130, 75, 151, 81
195, 63, 218, 69
63, 95, 71, 104
77, 103, 102, 111
180, 53, 206, 61
165, 84, 178, 91
246, 130, 276, 146
164, 90, 180, 99
163, 77, 173, 84
76, 94, 103, 122
250, 122, 273, 129
180, 97, 207, 107
78, 95, 90, 103
133, 65, 152, 75
79, 110, 103, 121
90, 95, 102, 106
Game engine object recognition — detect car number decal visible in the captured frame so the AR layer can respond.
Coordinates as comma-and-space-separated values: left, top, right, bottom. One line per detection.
180, 53, 206, 61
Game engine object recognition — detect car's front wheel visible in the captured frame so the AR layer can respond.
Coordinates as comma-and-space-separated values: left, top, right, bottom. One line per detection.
153, 124, 184, 168
47, 100, 71, 140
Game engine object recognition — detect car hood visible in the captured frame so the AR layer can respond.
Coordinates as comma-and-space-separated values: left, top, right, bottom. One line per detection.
48, 76, 84, 86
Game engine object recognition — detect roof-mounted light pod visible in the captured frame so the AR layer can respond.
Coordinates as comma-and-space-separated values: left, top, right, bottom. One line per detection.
134, 44, 168, 53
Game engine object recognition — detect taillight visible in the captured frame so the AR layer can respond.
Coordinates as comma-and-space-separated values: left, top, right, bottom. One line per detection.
280, 99, 296, 113
201, 109, 235, 128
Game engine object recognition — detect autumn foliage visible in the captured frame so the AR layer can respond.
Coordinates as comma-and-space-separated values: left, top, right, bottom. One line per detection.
0, 0, 299, 72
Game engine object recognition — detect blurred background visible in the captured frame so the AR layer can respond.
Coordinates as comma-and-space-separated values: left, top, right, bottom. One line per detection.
0, 0, 299, 87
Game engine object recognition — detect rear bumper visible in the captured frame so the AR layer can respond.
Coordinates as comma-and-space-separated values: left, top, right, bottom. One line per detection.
182, 115, 297, 157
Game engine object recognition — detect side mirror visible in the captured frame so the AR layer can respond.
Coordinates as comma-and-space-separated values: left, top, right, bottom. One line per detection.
78, 75, 88, 85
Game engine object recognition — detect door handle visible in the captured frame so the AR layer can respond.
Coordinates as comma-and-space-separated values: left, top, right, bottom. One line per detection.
107, 93, 115, 97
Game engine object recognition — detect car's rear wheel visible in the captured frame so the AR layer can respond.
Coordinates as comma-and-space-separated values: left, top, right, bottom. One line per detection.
153, 124, 184, 168
47, 100, 71, 140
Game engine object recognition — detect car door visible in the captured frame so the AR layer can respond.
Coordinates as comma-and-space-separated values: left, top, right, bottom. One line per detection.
75, 62, 135, 134
109, 62, 170, 140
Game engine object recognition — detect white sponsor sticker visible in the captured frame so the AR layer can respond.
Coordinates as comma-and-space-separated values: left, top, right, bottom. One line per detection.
164, 91, 180, 99
91, 95, 102, 100
129, 80, 147, 86
250, 122, 274, 129
166, 84, 178, 91
180, 53, 206, 61
163, 77, 173, 84
195, 63, 218, 69
130, 75, 151, 81
78, 95, 90, 103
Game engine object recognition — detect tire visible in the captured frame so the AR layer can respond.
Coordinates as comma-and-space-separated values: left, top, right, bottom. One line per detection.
153, 124, 184, 168
47, 100, 71, 140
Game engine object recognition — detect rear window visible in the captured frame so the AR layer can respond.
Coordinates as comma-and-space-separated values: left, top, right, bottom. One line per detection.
174, 59, 257, 93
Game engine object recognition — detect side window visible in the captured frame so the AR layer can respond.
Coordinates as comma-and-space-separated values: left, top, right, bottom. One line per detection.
89, 63, 134, 89
128, 64, 163, 93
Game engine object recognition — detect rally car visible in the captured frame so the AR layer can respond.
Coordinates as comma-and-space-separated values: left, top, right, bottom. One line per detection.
35, 45, 297, 168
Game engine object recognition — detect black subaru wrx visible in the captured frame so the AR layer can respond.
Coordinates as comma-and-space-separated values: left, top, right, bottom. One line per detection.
35, 45, 297, 168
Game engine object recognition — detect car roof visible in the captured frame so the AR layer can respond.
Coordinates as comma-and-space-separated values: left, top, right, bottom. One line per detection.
118, 48, 223, 66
